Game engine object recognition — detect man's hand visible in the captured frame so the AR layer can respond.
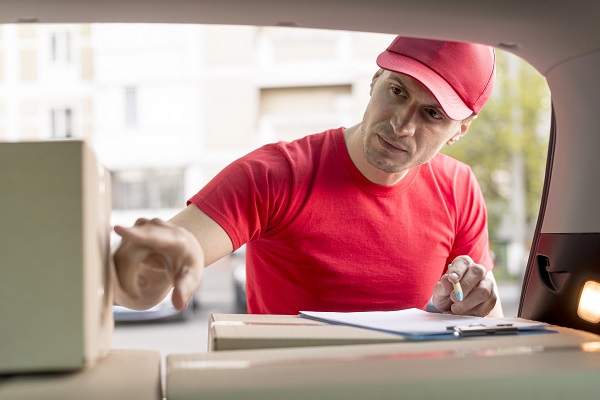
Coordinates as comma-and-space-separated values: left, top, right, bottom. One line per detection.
112, 218, 205, 311
432, 255, 500, 317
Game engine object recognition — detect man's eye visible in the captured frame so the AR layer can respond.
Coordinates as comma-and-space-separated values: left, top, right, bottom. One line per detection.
426, 107, 443, 120
391, 86, 404, 96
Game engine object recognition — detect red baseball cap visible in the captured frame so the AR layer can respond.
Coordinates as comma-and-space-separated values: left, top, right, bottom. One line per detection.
376, 36, 496, 120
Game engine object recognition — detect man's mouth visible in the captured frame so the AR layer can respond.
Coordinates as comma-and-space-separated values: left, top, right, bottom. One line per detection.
377, 135, 407, 154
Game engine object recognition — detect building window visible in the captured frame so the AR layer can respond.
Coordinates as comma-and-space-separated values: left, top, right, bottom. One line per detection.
50, 108, 73, 138
259, 85, 352, 141
124, 87, 138, 127
111, 168, 185, 210
50, 31, 71, 63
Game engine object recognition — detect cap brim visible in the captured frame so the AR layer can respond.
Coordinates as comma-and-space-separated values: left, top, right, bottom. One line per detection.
376, 51, 473, 120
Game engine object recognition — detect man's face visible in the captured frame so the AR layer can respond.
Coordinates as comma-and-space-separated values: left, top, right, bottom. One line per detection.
360, 70, 473, 175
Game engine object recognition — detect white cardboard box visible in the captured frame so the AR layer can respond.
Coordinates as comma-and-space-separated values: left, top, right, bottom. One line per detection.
208, 313, 407, 351
0, 350, 162, 400
169, 324, 600, 399
0, 140, 113, 374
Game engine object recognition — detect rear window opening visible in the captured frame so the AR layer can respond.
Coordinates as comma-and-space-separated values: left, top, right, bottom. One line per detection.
0, 23, 551, 317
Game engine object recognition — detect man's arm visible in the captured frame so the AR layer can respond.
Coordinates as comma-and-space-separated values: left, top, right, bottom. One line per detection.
112, 203, 233, 311
169, 203, 234, 266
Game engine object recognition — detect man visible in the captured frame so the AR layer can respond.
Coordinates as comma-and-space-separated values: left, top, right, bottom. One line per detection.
113, 36, 503, 318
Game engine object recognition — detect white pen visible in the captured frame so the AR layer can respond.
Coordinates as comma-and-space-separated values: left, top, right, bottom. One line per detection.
447, 264, 463, 301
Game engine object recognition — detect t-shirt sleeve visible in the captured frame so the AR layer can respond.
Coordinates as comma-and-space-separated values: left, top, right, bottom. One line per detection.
187, 146, 293, 251
448, 167, 495, 271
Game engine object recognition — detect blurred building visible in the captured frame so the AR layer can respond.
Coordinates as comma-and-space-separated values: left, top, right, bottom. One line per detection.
0, 24, 393, 230
0, 24, 94, 142
0, 23, 393, 228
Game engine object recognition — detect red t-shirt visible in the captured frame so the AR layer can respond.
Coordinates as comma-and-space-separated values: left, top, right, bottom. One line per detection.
189, 128, 493, 314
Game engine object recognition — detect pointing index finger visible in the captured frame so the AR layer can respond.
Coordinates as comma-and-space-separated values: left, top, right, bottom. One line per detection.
113, 224, 184, 252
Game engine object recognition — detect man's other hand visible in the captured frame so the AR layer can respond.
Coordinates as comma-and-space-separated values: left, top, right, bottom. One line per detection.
432, 255, 502, 317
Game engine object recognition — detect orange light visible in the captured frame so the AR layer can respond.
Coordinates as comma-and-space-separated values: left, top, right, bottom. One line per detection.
578, 280, 600, 323
581, 342, 600, 353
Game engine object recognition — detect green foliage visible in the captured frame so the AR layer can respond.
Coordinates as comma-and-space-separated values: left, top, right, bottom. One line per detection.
441, 50, 551, 272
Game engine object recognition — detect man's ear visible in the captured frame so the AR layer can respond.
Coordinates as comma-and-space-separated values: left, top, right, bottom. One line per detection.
370, 69, 384, 96
446, 115, 476, 145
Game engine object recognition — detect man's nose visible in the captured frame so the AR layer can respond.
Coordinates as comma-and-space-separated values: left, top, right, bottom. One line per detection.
391, 107, 417, 137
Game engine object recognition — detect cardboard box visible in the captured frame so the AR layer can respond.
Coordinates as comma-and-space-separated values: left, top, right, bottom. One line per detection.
0, 350, 162, 400
0, 140, 113, 374
208, 313, 408, 351
168, 325, 600, 399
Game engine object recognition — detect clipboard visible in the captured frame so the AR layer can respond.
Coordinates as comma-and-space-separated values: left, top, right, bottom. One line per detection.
449, 324, 518, 336
299, 308, 550, 340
